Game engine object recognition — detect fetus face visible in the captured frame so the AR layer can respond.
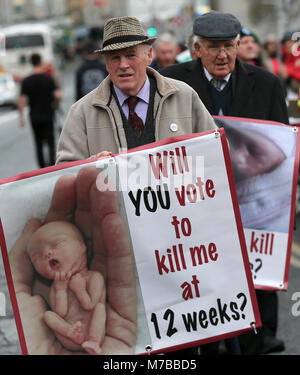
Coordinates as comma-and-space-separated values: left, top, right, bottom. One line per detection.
27, 221, 87, 280
227, 128, 286, 180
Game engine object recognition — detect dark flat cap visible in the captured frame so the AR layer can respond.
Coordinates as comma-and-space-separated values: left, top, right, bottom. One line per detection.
193, 11, 241, 40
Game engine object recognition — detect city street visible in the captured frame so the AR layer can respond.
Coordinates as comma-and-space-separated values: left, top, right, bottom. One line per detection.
0, 61, 76, 180
0, 60, 299, 355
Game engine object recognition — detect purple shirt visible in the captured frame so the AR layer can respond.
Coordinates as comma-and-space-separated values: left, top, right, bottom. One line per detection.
113, 75, 150, 125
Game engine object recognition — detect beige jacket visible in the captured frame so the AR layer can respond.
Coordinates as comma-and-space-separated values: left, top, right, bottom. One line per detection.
56, 67, 217, 163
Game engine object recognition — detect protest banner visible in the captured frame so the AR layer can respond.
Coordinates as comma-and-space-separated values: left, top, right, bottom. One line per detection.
0, 129, 260, 355
214, 116, 300, 291
115, 129, 260, 353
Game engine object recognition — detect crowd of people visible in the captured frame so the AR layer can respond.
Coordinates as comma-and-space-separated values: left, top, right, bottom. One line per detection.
17, 13, 300, 170
13, 10, 300, 356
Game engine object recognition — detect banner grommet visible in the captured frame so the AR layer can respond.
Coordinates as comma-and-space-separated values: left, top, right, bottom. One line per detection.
250, 322, 257, 334
145, 345, 152, 355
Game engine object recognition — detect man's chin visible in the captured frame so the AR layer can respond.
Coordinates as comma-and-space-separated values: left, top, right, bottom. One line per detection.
212, 64, 230, 77
118, 86, 137, 96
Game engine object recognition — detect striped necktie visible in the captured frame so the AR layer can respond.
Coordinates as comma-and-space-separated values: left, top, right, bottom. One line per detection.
211, 78, 226, 91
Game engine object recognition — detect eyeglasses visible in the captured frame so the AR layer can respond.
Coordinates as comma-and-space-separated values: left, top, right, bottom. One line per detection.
203, 44, 237, 56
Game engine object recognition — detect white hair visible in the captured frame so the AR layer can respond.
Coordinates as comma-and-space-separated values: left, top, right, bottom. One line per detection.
144, 43, 152, 53
186, 32, 198, 54
154, 33, 177, 51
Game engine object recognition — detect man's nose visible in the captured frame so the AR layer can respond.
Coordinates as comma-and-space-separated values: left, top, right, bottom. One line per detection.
217, 48, 227, 58
119, 56, 129, 68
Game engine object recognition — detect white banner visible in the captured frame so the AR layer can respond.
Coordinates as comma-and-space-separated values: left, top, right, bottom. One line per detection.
245, 229, 288, 289
214, 116, 300, 290
116, 130, 260, 353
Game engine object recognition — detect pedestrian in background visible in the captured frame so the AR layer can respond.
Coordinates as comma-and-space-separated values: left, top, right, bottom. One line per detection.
18, 53, 62, 168
176, 32, 198, 63
160, 10, 288, 355
262, 35, 286, 77
151, 32, 178, 70
237, 27, 263, 67
75, 40, 108, 101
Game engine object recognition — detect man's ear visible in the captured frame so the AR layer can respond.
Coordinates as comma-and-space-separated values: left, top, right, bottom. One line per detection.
194, 42, 202, 58
147, 46, 153, 65
102, 52, 109, 72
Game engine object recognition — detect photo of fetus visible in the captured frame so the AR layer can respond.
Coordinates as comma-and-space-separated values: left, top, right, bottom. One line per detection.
215, 118, 296, 232
26, 220, 105, 355
225, 125, 287, 182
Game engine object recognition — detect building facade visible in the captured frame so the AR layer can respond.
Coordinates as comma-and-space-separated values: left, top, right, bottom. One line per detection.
0, 0, 67, 25
0, 0, 212, 28
214, 0, 300, 43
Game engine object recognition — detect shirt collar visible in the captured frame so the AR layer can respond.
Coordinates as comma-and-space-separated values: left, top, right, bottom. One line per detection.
113, 75, 150, 106
203, 67, 231, 83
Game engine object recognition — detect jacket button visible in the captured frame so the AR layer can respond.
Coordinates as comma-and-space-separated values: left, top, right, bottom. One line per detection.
170, 123, 178, 132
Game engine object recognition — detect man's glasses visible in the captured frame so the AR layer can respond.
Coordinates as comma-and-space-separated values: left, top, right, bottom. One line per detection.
203, 44, 237, 56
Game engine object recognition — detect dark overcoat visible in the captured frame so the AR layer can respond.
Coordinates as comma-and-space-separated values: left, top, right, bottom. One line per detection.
160, 58, 289, 124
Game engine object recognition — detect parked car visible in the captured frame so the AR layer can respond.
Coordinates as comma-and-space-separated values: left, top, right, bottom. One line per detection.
0, 72, 18, 108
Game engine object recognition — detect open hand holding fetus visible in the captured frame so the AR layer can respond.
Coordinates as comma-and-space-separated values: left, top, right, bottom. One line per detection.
9, 166, 137, 355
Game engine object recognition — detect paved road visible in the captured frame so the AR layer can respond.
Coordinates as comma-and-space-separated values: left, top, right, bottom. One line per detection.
0, 61, 299, 355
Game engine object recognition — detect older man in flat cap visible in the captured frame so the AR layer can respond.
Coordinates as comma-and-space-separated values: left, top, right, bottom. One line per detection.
160, 11, 288, 122
161, 11, 287, 355
56, 16, 216, 163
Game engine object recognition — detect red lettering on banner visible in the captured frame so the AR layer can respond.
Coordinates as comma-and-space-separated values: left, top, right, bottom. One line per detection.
189, 242, 219, 266
269, 233, 274, 255
250, 231, 275, 255
250, 232, 259, 253
175, 177, 216, 206
155, 244, 187, 275
181, 275, 201, 300
149, 146, 190, 180
155, 242, 220, 276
